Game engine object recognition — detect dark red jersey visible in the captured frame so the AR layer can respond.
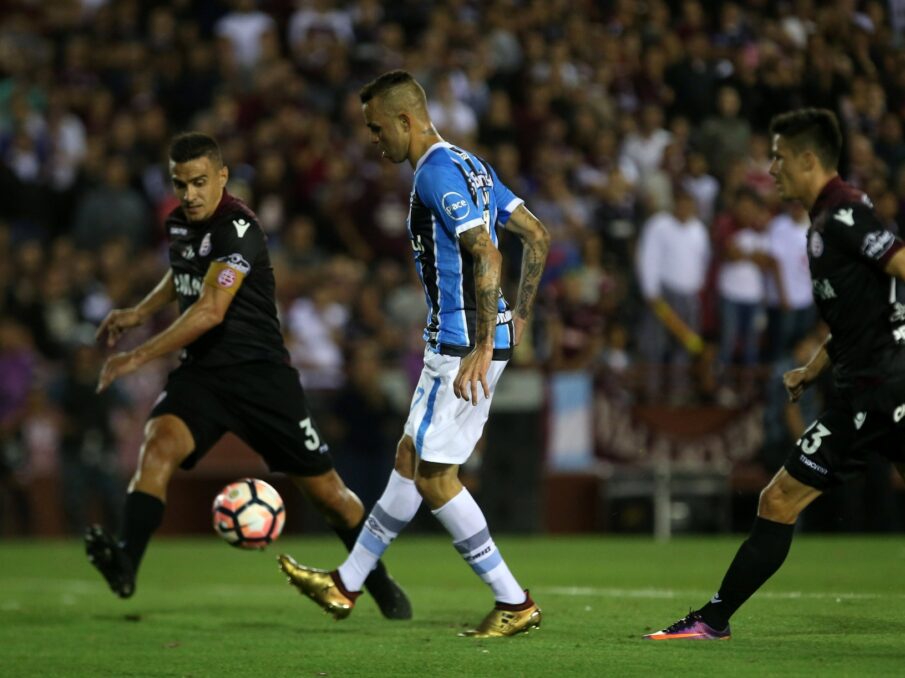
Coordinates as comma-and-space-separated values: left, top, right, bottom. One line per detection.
165, 191, 288, 367
807, 177, 905, 387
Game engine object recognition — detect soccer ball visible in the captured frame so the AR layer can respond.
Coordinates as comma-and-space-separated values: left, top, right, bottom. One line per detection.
212, 478, 285, 549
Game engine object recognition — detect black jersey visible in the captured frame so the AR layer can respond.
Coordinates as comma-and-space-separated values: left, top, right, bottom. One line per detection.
807, 177, 905, 386
165, 191, 288, 367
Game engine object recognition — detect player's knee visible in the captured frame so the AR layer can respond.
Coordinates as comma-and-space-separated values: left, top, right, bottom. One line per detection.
140, 422, 191, 472
757, 484, 798, 523
394, 437, 416, 479
412, 472, 438, 503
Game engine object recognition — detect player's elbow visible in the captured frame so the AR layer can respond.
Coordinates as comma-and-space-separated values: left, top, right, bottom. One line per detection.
196, 299, 227, 328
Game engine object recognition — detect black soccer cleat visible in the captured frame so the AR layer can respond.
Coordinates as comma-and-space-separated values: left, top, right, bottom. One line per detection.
84, 524, 136, 599
365, 572, 412, 620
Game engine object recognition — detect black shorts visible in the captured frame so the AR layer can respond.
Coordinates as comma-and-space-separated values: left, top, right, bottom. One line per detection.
784, 382, 905, 490
149, 361, 333, 476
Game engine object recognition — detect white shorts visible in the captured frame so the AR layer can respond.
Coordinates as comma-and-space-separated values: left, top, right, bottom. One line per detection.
403, 347, 507, 465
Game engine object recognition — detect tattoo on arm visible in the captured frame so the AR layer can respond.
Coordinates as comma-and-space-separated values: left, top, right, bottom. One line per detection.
507, 207, 550, 322
459, 226, 502, 346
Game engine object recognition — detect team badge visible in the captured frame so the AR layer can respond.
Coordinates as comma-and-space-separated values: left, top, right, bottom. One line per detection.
808, 231, 824, 258
199, 232, 212, 256
217, 268, 237, 288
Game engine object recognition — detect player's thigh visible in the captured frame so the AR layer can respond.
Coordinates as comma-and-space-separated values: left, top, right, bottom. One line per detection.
782, 398, 859, 493
148, 366, 230, 470
403, 350, 506, 464
141, 415, 196, 466
232, 363, 334, 476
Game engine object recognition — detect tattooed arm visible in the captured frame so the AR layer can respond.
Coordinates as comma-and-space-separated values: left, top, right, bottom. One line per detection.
454, 225, 503, 405
501, 205, 550, 345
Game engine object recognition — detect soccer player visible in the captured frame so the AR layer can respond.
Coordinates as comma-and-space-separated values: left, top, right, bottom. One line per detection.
645, 108, 905, 640
86, 132, 411, 619
278, 71, 550, 638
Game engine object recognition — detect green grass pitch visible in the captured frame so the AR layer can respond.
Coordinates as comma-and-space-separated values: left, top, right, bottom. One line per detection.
2, 536, 905, 676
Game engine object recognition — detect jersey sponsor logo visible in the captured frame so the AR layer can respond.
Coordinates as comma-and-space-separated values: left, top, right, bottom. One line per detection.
895, 404, 905, 423
834, 208, 855, 226
199, 232, 212, 256
808, 231, 824, 257
217, 253, 251, 274
442, 192, 471, 221
182, 245, 195, 260
174, 272, 203, 297
170, 227, 188, 236
233, 218, 251, 238
861, 231, 894, 259
799, 454, 828, 475
217, 267, 237, 288
854, 412, 866, 430
812, 278, 836, 300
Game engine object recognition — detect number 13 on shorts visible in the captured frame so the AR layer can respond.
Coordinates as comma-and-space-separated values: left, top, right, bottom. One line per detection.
797, 421, 832, 455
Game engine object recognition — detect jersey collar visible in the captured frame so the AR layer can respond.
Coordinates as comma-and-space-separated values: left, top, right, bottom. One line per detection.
414, 141, 452, 174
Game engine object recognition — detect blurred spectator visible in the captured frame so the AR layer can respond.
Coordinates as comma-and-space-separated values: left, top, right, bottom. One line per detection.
0, 317, 36, 535
681, 150, 720, 226
545, 269, 605, 372
715, 189, 771, 394
696, 86, 751, 180
635, 189, 710, 402
70, 155, 150, 250
50, 341, 128, 534
215, 0, 277, 75
763, 202, 816, 363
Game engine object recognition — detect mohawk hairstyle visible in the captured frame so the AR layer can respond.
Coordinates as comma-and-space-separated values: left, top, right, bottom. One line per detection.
359, 70, 424, 106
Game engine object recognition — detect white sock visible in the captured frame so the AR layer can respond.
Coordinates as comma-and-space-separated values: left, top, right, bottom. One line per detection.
432, 488, 526, 605
337, 470, 422, 592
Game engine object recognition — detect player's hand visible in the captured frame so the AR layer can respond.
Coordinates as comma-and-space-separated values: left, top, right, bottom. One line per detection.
97, 351, 141, 393
783, 367, 811, 403
454, 344, 494, 405
96, 308, 143, 348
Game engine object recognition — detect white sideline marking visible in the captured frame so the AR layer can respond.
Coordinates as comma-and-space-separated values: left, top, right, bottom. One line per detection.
538, 586, 905, 601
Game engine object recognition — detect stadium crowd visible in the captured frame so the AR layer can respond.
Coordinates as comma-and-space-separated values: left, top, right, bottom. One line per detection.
1, 0, 904, 533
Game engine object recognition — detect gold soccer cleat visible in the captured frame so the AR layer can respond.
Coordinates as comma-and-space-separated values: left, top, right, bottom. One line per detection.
460, 592, 542, 638
278, 554, 358, 620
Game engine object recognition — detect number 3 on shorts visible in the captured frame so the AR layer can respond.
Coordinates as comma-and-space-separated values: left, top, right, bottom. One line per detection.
797, 422, 831, 455
299, 417, 321, 451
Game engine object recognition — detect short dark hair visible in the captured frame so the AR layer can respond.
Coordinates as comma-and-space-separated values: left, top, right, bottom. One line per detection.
769, 108, 842, 170
168, 132, 222, 166
359, 70, 417, 104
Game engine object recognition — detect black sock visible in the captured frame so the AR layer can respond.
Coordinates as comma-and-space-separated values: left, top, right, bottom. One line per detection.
698, 516, 795, 629
119, 491, 165, 571
332, 519, 391, 591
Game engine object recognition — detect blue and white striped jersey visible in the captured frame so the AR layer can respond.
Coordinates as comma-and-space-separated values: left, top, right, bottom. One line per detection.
408, 141, 523, 358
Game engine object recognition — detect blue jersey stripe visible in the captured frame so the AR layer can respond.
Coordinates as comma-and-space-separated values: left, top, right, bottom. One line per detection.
415, 377, 442, 455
